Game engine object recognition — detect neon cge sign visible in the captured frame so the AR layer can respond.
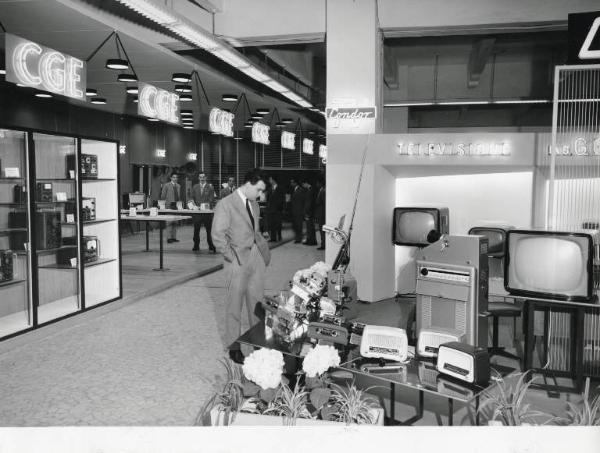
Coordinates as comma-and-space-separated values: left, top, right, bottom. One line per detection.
209, 108, 234, 137
138, 82, 180, 124
5, 33, 86, 100
252, 122, 270, 145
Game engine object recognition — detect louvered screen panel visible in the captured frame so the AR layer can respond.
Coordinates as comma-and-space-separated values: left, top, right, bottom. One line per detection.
547, 65, 600, 377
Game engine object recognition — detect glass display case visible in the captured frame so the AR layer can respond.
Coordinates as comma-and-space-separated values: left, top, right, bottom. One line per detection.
0, 129, 32, 337
0, 128, 121, 340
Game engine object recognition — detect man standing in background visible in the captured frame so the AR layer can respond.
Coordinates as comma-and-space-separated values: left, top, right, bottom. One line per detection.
290, 178, 305, 244
211, 169, 271, 363
160, 173, 181, 243
266, 175, 285, 242
191, 172, 216, 253
314, 177, 326, 250
220, 176, 236, 199
302, 180, 317, 246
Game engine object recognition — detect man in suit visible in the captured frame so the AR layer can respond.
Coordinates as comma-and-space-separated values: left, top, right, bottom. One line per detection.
160, 173, 181, 243
212, 168, 271, 364
302, 180, 317, 245
314, 176, 326, 250
220, 176, 236, 199
290, 178, 305, 243
266, 175, 285, 242
191, 172, 216, 252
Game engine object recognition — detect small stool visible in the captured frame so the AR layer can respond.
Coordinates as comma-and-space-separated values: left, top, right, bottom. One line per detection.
488, 301, 522, 367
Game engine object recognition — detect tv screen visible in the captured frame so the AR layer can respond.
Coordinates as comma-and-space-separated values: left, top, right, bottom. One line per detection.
468, 226, 512, 258
128, 192, 146, 205
392, 207, 449, 247
505, 230, 595, 301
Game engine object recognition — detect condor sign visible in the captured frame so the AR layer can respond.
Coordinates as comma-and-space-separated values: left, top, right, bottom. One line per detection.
5, 33, 86, 100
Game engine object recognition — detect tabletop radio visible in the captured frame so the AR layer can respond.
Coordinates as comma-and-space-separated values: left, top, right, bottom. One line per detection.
0, 250, 15, 283
360, 325, 409, 362
417, 327, 465, 358
36, 182, 53, 202
436, 342, 490, 385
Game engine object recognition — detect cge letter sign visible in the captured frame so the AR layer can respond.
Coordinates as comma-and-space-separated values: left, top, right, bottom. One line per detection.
5, 33, 86, 100
138, 82, 180, 124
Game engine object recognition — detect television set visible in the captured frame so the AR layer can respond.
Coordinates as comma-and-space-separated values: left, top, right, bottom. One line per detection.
392, 207, 449, 247
128, 192, 146, 207
468, 225, 513, 258
504, 229, 599, 302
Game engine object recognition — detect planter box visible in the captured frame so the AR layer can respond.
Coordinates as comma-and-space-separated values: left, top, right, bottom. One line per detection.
210, 407, 384, 426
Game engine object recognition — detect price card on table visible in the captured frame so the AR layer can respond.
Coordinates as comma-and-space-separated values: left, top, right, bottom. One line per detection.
149, 207, 158, 217
129, 207, 137, 217
4, 167, 19, 178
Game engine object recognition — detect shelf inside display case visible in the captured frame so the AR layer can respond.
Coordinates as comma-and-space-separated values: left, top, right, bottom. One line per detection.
82, 178, 116, 182
35, 245, 77, 256
35, 178, 76, 182
83, 218, 116, 225
0, 203, 26, 207
0, 278, 26, 288
0, 228, 27, 235
0, 177, 25, 181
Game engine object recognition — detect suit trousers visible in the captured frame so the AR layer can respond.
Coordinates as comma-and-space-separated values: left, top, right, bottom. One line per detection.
168, 202, 178, 240
224, 244, 265, 349
304, 217, 316, 244
268, 212, 282, 240
292, 214, 304, 241
193, 213, 215, 249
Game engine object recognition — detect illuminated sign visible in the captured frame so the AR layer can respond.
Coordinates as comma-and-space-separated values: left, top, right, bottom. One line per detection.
187, 152, 197, 161
326, 107, 377, 128
303, 138, 314, 155
252, 122, 270, 145
138, 82, 180, 124
281, 131, 295, 150
156, 149, 166, 158
119, 145, 127, 155
5, 33, 86, 100
547, 137, 600, 156
209, 108, 234, 137
396, 141, 511, 157
579, 17, 600, 59
319, 144, 327, 158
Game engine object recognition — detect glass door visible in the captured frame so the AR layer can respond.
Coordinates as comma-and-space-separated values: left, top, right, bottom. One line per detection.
0, 129, 32, 337
32, 133, 81, 323
81, 139, 120, 307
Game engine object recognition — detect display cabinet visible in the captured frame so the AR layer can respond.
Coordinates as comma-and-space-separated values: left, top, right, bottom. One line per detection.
0, 128, 121, 340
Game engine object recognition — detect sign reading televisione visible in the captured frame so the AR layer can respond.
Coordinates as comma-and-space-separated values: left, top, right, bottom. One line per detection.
303, 138, 314, 155
547, 137, 600, 156
5, 33, 86, 100
138, 82, 180, 124
281, 131, 295, 150
209, 108, 234, 137
252, 122, 270, 145
396, 141, 511, 157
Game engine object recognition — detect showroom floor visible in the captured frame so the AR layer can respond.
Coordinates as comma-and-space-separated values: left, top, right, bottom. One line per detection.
0, 225, 587, 426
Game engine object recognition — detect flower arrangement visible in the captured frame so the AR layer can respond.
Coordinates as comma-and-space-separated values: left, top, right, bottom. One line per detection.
199, 347, 382, 426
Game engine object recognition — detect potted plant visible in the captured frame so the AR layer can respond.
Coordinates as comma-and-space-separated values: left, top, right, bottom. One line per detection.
563, 377, 600, 426
198, 346, 383, 426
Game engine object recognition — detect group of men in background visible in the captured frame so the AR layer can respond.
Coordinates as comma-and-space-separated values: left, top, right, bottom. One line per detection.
148, 167, 325, 250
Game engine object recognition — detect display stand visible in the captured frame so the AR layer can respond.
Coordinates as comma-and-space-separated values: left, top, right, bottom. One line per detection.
0, 128, 121, 340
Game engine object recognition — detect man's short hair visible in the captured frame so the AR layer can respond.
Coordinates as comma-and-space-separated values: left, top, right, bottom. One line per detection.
243, 168, 265, 185
269, 174, 278, 183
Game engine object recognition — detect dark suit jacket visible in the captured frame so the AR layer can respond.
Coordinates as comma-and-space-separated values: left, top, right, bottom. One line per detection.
266, 184, 285, 214
304, 186, 317, 217
160, 181, 181, 204
290, 186, 306, 219
220, 185, 235, 199
314, 187, 326, 225
212, 191, 271, 266
192, 183, 215, 206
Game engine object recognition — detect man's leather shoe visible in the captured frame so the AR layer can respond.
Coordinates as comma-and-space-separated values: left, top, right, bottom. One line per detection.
173, 239, 180, 242
192, 246, 199, 251
167, 239, 175, 243
210, 247, 216, 254
228, 349, 245, 364
317, 246, 325, 250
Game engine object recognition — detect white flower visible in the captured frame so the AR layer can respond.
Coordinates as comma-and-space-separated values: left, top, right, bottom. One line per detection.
310, 261, 331, 278
302, 344, 341, 378
242, 348, 285, 390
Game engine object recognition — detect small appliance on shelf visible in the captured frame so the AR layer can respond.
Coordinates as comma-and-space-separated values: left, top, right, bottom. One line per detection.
0, 250, 15, 283
359, 325, 409, 362
66, 153, 98, 179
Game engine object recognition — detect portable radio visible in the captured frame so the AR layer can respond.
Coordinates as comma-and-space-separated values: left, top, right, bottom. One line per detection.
307, 322, 349, 345
36, 182, 53, 202
436, 342, 490, 385
417, 327, 465, 358
360, 325, 409, 362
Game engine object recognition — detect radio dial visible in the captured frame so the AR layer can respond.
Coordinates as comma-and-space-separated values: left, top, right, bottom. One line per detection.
420, 268, 429, 276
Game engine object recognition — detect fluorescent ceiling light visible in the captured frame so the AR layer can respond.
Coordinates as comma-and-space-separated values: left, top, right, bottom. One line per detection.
213, 48, 250, 68
242, 66, 271, 82
170, 23, 219, 50
116, 0, 178, 25
263, 80, 288, 93
180, 110, 193, 116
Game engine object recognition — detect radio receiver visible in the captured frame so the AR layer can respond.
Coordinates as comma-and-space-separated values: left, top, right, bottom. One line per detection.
360, 325, 408, 362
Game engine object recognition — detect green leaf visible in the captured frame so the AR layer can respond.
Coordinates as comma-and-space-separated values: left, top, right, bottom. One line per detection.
305, 375, 324, 390
321, 404, 338, 421
242, 381, 261, 397
259, 387, 278, 403
310, 388, 331, 410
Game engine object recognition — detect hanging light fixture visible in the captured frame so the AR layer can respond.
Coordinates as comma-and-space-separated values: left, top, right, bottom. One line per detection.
244, 121, 253, 128
126, 86, 139, 94
174, 84, 192, 93
106, 58, 129, 70
132, 97, 139, 103
250, 113, 262, 120
281, 118, 293, 124
183, 125, 194, 129
91, 98, 107, 105
256, 108, 270, 115
172, 72, 192, 83
179, 94, 193, 102
180, 109, 193, 116
35, 91, 52, 98
85, 88, 98, 97
222, 94, 238, 102
148, 117, 159, 122
118, 73, 138, 82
